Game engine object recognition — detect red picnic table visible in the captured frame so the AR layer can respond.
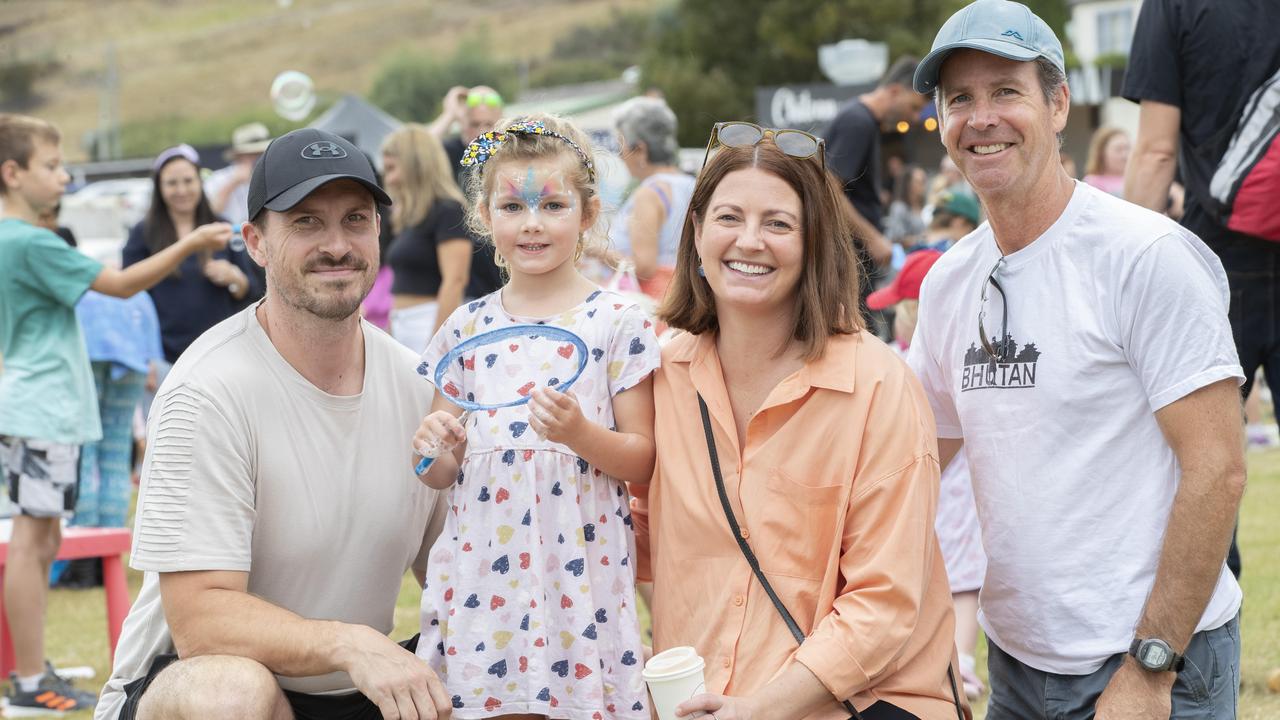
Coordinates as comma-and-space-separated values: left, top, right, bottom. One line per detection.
0, 526, 132, 675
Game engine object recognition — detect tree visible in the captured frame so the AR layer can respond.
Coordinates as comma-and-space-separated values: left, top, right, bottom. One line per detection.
527, 9, 653, 89
0, 61, 42, 108
642, 0, 1069, 147
369, 30, 516, 123
0, 53, 60, 111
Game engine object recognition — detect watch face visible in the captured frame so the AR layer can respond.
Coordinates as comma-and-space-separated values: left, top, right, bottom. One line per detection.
1141, 643, 1170, 668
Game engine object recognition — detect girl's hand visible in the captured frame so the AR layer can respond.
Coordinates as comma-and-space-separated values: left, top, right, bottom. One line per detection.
528, 387, 585, 443
413, 410, 466, 464
676, 694, 756, 719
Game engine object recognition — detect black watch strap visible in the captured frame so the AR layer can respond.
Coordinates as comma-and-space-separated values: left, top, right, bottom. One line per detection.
1129, 637, 1185, 672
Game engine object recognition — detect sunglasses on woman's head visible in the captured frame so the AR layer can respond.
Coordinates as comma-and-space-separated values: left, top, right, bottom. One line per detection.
701, 121, 826, 172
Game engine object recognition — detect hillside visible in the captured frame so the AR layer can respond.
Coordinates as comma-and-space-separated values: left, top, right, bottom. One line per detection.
0, 0, 649, 161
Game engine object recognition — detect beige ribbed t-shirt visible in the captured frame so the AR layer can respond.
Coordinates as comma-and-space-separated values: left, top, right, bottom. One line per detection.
96, 307, 444, 720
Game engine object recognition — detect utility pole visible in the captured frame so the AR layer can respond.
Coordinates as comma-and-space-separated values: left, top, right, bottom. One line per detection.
96, 42, 120, 160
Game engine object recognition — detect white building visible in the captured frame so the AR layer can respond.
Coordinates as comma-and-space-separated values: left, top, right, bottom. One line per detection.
1066, 0, 1144, 134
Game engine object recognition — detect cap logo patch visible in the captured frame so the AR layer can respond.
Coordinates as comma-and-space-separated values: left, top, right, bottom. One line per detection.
1001, 29, 1025, 41
301, 141, 348, 160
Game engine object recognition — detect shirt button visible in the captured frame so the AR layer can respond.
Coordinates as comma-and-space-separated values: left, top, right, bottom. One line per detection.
733, 595, 744, 606
739, 528, 750, 540
722, 658, 731, 669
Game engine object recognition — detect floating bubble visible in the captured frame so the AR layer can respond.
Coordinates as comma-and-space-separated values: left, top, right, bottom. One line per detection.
271, 70, 315, 121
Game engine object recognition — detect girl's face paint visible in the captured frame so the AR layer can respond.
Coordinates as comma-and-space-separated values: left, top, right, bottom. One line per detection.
490, 165, 577, 222
487, 157, 587, 278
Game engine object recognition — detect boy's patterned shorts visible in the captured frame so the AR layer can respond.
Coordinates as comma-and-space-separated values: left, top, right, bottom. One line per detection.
0, 436, 80, 518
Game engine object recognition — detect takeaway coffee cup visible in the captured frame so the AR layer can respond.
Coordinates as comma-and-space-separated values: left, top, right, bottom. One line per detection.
642, 646, 707, 720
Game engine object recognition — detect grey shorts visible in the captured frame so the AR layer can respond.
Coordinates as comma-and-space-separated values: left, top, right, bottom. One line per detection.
986, 613, 1240, 720
0, 436, 80, 518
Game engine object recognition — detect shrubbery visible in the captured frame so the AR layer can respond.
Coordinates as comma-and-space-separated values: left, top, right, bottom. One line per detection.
368, 32, 515, 124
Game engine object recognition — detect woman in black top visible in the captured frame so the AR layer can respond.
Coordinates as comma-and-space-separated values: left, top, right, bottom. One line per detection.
381, 124, 478, 352
122, 144, 260, 364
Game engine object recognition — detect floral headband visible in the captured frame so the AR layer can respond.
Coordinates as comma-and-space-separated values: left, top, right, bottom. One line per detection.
460, 119, 596, 183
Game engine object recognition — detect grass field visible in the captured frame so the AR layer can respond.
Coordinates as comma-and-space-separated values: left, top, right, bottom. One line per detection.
18, 449, 1280, 718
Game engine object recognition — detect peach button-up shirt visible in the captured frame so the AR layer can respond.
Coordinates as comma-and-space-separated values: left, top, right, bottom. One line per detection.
633, 331, 966, 719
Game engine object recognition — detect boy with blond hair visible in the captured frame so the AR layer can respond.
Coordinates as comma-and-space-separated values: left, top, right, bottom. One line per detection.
0, 113, 226, 715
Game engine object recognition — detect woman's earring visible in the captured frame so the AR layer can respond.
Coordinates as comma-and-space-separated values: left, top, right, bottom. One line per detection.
697, 264, 706, 277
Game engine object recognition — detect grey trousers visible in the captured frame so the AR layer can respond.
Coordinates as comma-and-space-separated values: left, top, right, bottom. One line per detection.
986, 614, 1240, 720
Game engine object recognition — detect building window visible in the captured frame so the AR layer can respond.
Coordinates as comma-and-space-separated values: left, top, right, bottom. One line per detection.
1096, 7, 1135, 57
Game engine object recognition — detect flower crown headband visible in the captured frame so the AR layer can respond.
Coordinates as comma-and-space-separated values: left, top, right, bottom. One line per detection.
460, 119, 597, 183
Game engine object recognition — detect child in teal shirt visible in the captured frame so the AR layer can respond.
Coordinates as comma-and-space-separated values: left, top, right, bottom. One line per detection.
0, 113, 230, 715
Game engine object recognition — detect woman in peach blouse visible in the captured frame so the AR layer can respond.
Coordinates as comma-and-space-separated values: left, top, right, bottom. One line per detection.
631, 126, 967, 720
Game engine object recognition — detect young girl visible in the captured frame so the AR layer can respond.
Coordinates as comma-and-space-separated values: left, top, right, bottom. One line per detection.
412, 114, 659, 719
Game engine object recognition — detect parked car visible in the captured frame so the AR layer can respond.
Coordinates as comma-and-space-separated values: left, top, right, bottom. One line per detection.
60, 178, 151, 265
63, 177, 151, 232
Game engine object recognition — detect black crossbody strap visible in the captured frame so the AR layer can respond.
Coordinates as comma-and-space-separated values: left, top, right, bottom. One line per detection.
697, 394, 864, 720
697, 393, 965, 720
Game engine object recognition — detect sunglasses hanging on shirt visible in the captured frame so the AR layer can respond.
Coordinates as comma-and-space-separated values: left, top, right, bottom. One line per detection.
978, 255, 1010, 362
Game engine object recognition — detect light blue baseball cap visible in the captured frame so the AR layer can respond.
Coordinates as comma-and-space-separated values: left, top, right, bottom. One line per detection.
913, 0, 1065, 94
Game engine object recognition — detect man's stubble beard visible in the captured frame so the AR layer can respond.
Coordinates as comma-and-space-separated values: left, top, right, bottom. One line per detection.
266, 255, 376, 322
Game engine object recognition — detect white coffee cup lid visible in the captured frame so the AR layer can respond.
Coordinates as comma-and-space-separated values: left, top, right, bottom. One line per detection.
642, 646, 705, 681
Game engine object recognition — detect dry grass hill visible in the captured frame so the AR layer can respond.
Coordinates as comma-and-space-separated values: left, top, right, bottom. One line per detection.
0, 0, 649, 161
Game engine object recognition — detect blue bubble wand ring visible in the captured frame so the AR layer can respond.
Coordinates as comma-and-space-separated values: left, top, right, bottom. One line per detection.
414, 324, 589, 475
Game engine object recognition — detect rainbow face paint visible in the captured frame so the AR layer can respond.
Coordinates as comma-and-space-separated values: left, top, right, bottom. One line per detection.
485, 159, 589, 277
490, 166, 577, 223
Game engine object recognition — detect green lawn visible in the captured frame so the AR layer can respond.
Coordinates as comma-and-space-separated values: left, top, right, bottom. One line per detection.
21, 449, 1280, 719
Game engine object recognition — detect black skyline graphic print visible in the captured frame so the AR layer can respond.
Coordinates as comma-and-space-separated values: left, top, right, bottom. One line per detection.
961, 332, 1041, 391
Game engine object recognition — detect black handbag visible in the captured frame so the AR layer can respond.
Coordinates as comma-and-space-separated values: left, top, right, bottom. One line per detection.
697, 394, 964, 720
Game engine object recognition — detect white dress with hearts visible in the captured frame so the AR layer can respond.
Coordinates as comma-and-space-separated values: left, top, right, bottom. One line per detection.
416, 287, 659, 719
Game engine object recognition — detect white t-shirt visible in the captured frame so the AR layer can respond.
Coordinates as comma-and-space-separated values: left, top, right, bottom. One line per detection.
907, 181, 1243, 675
204, 166, 250, 226
96, 306, 445, 720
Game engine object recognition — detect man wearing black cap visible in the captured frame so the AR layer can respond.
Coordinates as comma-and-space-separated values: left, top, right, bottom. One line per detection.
907, 1, 1245, 717
95, 129, 452, 720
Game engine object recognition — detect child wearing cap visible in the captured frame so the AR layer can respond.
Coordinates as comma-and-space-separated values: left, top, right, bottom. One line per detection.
868, 250, 988, 701
0, 113, 226, 715
916, 191, 981, 254
890, 190, 980, 270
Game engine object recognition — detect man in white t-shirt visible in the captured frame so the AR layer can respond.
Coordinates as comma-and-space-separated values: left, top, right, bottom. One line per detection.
205, 122, 271, 227
96, 129, 452, 720
907, 2, 1246, 718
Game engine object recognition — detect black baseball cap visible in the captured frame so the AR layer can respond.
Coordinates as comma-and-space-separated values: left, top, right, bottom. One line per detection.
247, 128, 391, 221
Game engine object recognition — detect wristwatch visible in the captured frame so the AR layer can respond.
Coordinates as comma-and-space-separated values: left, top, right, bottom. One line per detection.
1129, 637, 1184, 673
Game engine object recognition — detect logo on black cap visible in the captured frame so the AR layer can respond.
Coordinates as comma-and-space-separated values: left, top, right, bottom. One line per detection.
302, 141, 348, 160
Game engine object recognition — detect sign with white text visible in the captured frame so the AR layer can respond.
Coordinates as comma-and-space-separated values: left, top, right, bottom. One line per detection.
754, 82, 873, 134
